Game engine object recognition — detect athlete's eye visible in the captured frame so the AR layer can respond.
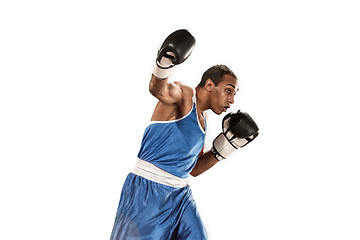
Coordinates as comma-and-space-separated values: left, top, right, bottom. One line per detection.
225, 89, 235, 95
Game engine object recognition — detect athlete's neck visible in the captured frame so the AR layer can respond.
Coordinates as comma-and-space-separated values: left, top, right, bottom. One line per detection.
194, 86, 209, 115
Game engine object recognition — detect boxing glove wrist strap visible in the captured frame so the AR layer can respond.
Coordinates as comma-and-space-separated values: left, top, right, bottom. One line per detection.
211, 133, 237, 161
211, 147, 225, 161
153, 52, 176, 79
153, 62, 176, 79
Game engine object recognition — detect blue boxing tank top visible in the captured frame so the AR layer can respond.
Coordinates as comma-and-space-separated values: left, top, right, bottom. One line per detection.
137, 94, 206, 178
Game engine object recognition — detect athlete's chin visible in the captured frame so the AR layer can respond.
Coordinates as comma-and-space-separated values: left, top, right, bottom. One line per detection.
213, 109, 225, 115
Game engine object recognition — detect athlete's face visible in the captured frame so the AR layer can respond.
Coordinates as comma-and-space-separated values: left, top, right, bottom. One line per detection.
209, 75, 238, 115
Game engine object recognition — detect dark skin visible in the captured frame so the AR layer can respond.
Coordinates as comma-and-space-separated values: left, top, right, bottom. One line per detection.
149, 73, 238, 177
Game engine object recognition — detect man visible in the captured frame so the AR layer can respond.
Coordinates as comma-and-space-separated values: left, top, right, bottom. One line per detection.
110, 29, 259, 240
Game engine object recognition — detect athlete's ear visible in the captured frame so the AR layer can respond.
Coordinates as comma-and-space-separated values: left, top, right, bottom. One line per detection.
205, 79, 215, 92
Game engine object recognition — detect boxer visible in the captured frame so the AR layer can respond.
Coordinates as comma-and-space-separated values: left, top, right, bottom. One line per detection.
110, 29, 259, 240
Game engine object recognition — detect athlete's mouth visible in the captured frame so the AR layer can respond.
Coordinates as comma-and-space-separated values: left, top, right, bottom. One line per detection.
223, 106, 230, 112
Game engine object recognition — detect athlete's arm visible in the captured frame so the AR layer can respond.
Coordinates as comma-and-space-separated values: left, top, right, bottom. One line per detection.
211, 110, 259, 161
190, 150, 219, 177
191, 111, 259, 176
149, 74, 182, 104
149, 29, 195, 105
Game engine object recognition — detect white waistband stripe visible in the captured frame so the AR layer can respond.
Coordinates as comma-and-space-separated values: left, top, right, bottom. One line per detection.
132, 159, 188, 188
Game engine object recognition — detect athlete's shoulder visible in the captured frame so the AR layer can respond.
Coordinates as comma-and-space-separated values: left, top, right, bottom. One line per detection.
173, 81, 194, 99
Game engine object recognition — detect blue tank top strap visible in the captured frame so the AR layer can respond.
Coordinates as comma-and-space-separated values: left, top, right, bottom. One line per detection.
192, 88, 206, 134
192, 88, 196, 103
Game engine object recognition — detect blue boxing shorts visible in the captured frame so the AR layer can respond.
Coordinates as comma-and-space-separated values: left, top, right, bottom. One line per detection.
110, 160, 207, 240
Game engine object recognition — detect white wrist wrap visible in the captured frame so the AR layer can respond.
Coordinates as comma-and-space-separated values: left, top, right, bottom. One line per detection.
212, 132, 250, 161
152, 53, 176, 79
153, 63, 176, 79
212, 133, 237, 161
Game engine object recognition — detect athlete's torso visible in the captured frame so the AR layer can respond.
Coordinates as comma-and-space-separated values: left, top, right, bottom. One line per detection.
137, 95, 206, 178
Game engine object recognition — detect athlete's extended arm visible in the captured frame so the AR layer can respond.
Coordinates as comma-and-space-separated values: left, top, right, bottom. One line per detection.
191, 110, 259, 177
190, 150, 219, 177
149, 29, 195, 104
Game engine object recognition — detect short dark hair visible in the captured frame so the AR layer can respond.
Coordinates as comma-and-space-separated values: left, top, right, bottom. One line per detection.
197, 65, 237, 87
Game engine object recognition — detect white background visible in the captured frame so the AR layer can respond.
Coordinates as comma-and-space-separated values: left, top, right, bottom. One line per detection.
1, 0, 360, 239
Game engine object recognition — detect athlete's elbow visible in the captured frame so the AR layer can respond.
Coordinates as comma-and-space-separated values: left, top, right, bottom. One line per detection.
149, 84, 160, 98
149, 77, 168, 100
190, 169, 201, 177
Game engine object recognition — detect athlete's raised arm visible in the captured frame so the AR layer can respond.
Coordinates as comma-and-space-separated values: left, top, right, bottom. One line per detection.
149, 29, 195, 105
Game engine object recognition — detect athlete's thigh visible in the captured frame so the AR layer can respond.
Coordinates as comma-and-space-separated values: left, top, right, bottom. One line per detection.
173, 200, 207, 240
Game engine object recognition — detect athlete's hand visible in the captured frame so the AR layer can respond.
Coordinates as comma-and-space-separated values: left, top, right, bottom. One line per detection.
153, 29, 196, 79
211, 110, 259, 161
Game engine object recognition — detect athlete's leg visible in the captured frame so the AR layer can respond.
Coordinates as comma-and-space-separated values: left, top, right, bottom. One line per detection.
171, 192, 207, 240
111, 173, 187, 240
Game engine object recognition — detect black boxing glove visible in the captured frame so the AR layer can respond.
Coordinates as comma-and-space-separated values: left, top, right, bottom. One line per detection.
153, 29, 196, 79
211, 110, 259, 161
